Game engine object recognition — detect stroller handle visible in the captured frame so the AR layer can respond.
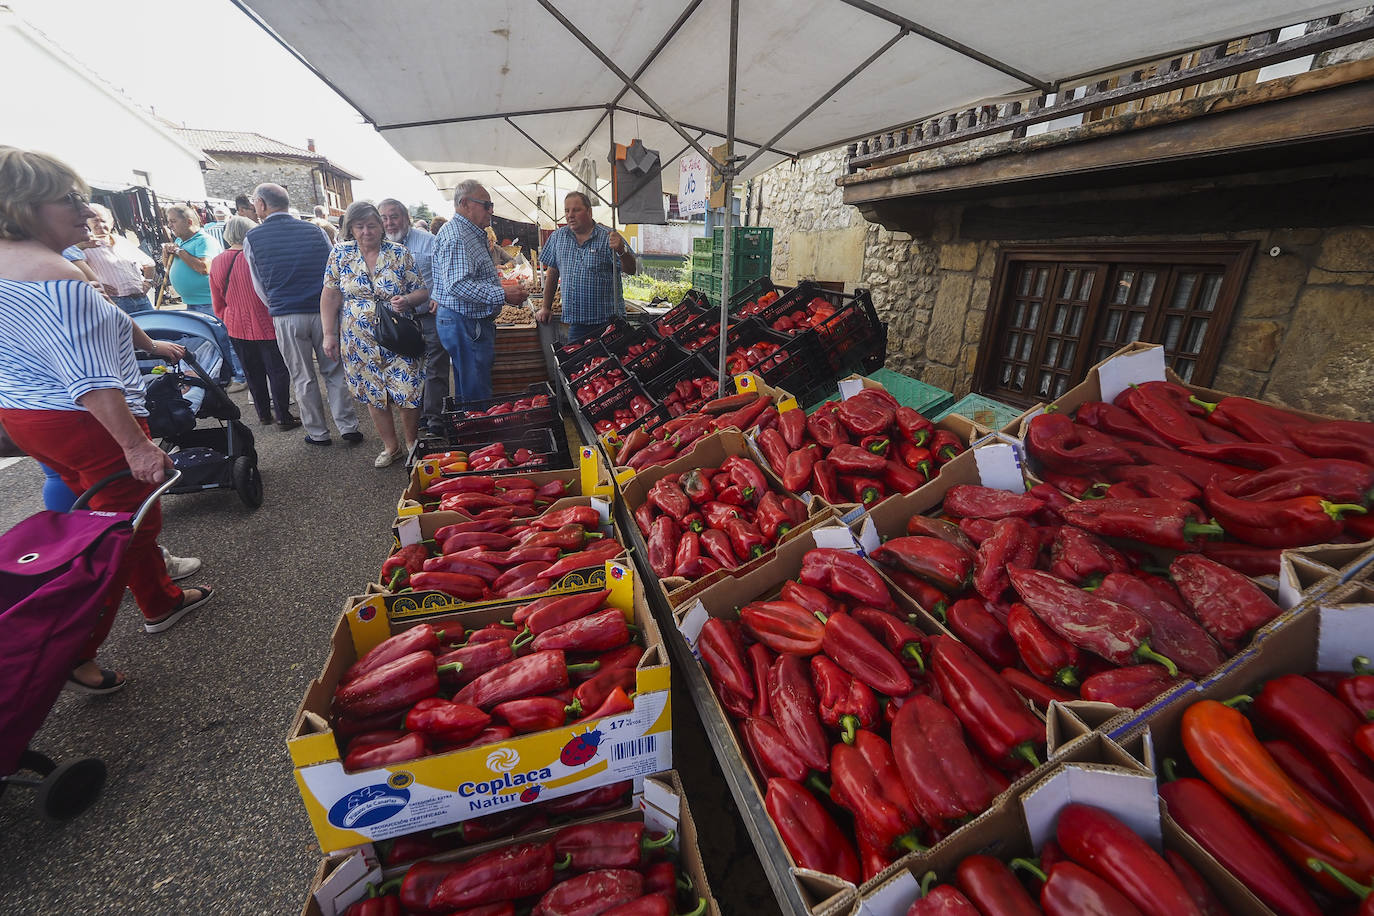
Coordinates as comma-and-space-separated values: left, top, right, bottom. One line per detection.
70, 468, 183, 531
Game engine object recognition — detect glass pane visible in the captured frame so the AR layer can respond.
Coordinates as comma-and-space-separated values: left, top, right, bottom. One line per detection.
1060, 269, 1079, 299
1027, 303, 1042, 328
1019, 335, 1032, 361
1054, 376, 1068, 397
1171, 273, 1197, 309
1013, 301, 1025, 326
1059, 341, 1077, 369
1038, 371, 1054, 396
1133, 271, 1157, 306
1017, 267, 1033, 296
1175, 359, 1195, 382
1097, 345, 1113, 362
1126, 312, 1146, 341
1005, 333, 1019, 358
1163, 315, 1183, 350
1052, 305, 1067, 334
1013, 366, 1027, 390
1199, 274, 1222, 312
1069, 307, 1085, 335
1034, 269, 1048, 297
1112, 271, 1134, 305
1104, 310, 1122, 341
1079, 270, 1095, 300
1184, 319, 1208, 354
1045, 339, 1060, 366
1001, 363, 1013, 385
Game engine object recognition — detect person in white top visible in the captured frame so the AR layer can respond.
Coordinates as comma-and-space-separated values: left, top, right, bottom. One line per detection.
73, 202, 156, 314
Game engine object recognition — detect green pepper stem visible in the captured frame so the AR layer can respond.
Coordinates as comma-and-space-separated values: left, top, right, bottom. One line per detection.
1160, 758, 1179, 782
565, 699, 582, 718
432, 822, 466, 838
681, 897, 708, 916
387, 568, 405, 591
677, 872, 695, 892
806, 773, 831, 797
1323, 501, 1369, 520
895, 832, 927, 854
554, 853, 573, 871
642, 828, 676, 851
919, 871, 938, 897
903, 643, 926, 674
1221, 694, 1253, 708
928, 602, 948, 624
1055, 667, 1080, 689
1307, 859, 1371, 898
1356, 656, 1374, 675
814, 611, 829, 624
511, 629, 534, 651
498, 618, 515, 627
374, 877, 403, 896
1014, 743, 1041, 768
841, 715, 858, 746
1135, 641, 1179, 678
1188, 395, 1219, 414
437, 661, 464, 676
1183, 519, 1225, 541
567, 661, 601, 674
1009, 859, 1047, 882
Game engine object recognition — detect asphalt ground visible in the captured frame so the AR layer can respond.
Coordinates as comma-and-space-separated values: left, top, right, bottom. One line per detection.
0, 389, 780, 916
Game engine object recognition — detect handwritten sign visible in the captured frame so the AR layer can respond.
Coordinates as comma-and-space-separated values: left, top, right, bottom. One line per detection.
678, 154, 707, 216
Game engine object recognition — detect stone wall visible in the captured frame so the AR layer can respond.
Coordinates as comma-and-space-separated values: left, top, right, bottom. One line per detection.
203, 155, 321, 210
756, 153, 1374, 419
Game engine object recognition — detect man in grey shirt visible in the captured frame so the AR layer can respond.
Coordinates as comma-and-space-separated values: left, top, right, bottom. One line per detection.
380, 197, 446, 434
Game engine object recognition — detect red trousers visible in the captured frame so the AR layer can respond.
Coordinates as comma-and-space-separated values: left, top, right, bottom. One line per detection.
1, 408, 181, 659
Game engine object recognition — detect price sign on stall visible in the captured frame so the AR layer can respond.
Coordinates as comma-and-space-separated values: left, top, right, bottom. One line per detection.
678, 153, 707, 216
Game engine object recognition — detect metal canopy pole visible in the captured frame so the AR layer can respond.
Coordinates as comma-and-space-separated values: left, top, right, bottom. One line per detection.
495, 169, 559, 224
609, 107, 617, 231
717, 0, 740, 394
506, 117, 613, 208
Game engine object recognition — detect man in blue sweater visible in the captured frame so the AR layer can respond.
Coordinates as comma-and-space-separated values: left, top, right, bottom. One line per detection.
243, 183, 361, 446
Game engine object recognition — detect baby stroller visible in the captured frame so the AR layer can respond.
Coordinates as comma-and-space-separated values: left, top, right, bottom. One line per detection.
0, 469, 181, 821
132, 310, 263, 509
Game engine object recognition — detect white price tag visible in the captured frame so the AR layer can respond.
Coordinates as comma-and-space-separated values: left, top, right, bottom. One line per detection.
1317, 603, 1374, 671
1096, 347, 1166, 403
973, 442, 1026, 493
678, 600, 709, 652
397, 516, 422, 548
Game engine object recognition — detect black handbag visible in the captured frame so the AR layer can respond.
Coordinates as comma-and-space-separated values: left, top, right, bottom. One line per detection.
373, 299, 425, 358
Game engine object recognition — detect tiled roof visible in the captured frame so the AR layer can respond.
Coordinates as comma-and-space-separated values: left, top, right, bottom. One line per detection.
173, 128, 361, 180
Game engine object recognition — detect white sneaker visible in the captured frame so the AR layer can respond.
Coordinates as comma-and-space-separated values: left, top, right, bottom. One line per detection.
226, 381, 248, 394
160, 547, 202, 581
374, 448, 401, 468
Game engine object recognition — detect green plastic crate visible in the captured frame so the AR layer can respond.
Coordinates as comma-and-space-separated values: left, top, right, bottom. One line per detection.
691, 252, 713, 273
864, 369, 955, 417
692, 236, 713, 255
711, 226, 773, 255
935, 393, 1024, 432
711, 248, 771, 278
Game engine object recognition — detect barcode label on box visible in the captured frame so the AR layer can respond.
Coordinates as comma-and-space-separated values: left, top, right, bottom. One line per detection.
608, 727, 673, 778
612, 736, 656, 761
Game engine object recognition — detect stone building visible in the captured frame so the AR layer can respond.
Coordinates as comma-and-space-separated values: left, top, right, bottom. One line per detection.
755, 11, 1374, 420
174, 128, 359, 215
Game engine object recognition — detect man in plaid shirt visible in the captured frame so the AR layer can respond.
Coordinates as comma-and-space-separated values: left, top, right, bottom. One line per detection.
432, 179, 528, 403
536, 191, 637, 345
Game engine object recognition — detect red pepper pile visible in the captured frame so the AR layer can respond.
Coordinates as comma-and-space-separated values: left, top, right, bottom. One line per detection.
906, 803, 1220, 916
736, 289, 781, 318
331, 589, 644, 772
383, 504, 624, 600
384, 820, 704, 916
754, 388, 963, 508
452, 392, 552, 420
575, 366, 629, 406
466, 442, 551, 472
633, 456, 808, 580
622, 339, 655, 361
1027, 383, 1374, 574
376, 780, 633, 867
592, 393, 659, 436
418, 474, 574, 518
721, 339, 790, 377
659, 373, 723, 417
769, 295, 837, 335
895, 483, 1284, 709
567, 354, 613, 381
612, 397, 778, 471
1159, 664, 1374, 915
654, 304, 702, 337
696, 546, 1048, 883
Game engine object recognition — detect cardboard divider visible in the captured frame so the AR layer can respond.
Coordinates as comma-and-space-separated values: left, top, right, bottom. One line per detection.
620, 428, 837, 609
301, 771, 721, 916
287, 561, 673, 854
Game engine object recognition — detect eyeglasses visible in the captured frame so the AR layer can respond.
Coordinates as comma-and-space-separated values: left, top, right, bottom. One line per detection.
462, 197, 495, 212
62, 191, 90, 209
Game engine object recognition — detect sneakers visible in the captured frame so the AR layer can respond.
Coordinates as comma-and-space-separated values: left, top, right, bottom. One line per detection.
304, 435, 332, 446
144, 586, 213, 634
160, 547, 202, 582
342, 430, 365, 444
226, 380, 248, 394
374, 448, 402, 468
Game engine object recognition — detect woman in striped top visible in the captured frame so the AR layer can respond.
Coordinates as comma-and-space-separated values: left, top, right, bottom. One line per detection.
0, 147, 214, 694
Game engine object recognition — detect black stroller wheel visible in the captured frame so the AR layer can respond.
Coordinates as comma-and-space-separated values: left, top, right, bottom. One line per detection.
232, 455, 263, 508
35, 757, 106, 822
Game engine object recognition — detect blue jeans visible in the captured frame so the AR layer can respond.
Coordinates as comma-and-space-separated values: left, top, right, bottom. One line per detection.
183, 302, 246, 382
113, 293, 154, 315
567, 320, 610, 346
39, 461, 77, 512
436, 309, 495, 405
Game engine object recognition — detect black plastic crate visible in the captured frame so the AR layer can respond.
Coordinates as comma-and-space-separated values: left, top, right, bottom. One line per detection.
729, 277, 788, 314
767, 286, 886, 378
568, 359, 634, 410
650, 298, 708, 339
669, 307, 750, 353
440, 382, 560, 438
643, 353, 740, 418
700, 317, 834, 409
580, 377, 670, 438
414, 426, 571, 477
557, 339, 612, 379
623, 336, 692, 386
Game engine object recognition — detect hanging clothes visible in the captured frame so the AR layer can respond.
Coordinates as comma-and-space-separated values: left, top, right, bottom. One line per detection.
610, 139, 665, 225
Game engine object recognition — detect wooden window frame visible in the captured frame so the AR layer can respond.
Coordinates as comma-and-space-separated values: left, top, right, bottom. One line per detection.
975, 241, 1255, 406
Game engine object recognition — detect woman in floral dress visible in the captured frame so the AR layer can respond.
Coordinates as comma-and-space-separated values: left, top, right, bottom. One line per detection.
322, 201, 429, 467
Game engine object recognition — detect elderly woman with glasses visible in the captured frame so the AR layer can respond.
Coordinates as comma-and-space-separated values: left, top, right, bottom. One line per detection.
0, 147, 215, 694
321, 200, 429, 467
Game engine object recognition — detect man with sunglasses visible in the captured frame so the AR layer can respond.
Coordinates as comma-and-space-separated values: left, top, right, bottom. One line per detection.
431, 180, 527, 404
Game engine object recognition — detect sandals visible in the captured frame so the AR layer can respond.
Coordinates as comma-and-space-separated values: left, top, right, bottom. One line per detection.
66, 666, 126, 696
144, 585, 213, 634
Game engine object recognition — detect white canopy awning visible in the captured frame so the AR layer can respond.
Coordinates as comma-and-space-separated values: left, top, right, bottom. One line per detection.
233, 0, 1359, 223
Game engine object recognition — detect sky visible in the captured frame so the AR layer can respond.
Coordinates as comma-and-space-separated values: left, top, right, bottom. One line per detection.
8, 0, 450, 213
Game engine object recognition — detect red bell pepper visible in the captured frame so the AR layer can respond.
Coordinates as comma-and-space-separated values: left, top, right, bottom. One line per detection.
930, 429, 964, 464
740, 715, 811, 781
343, 731, 429, 770
1075, 399, 1174, 448
859, 434, 890, 457
1255, 673, 1374, 781
931, 636, 1044, 767
1159, 766, 1322, 916
1116, 384, 1205, 448
1190, 394, 1306, 448
456, 651, 591, 711
530, 608, 630, 653
780, 580, 843, 617
493, 696, 575, 733
851, 606, 929, 674
1226, 457, 1374, 505
1080, 664, 1180, 708
334, 651, 459, 718
807, 409, 849, 449
1056, 803, 1201, 916
746, 642, 773, 718
699, 528, 738, 569
407, 570, 488, 600
647, 515, 679, 580
343, 623, 455, 686
1024, 860, 1147, 916
756, 491, 800, 542
756, 427, 791, 471
890, 694, 1005, 827
881, 458, 926, 494
405, 697, 491, 743
954, 855, 1041, 916
1046, 526, 1130, 587
423, 475, 497, 497
885, 570, 951, 620
946, 598, 1020, 670
811, 458, 841, 503
1266, 739, 1349, 810
898, 441, 934, 477
717, 393, 775, 431
973, 518, 1040, 601
780, 444, 820, 492
436, 639, 513, 688
741, 600, 825, 656
1001, 667, 1077, 709
895, 406, 935, 446
647, 479, 692, 523
870, 536, 974, 593
907, 873, 981, 915
829, 442, 887, 475
721, 455, 770, 499
1092, 574, 1224, 678
944, 485, 1044, 520
1205, 478, 1366, 548
811, 655, 879, 743
764, 777, 861, 883
532, 506, 601, 531
1007, 567, 1177, 673
1183, 440, 1308, 469
518, 590, 610, 636
1058, 498, 1224, 551
1007, 603, 1081, 687
628, 440, 677, 470
723, 516, 767, 560
768, 653, 831, 772
799, 548, 896, 610
698, 618, 754, 704
836, 394, 895, 437
838, 474, 886, 507
1169, 554, 1282, 653
531, 868, 643, 916
906, 515, 977, 551
778, 407, 808, 449
540, 540, 624, 582
553, 822, 673, 872
1027, 412, 1133, 473
835, 729, 925, 854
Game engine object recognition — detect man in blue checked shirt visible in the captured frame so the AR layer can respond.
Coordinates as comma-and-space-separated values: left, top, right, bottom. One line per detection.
431, 180, 528, 403
536, 191, 637, 345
